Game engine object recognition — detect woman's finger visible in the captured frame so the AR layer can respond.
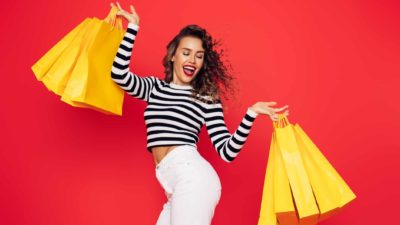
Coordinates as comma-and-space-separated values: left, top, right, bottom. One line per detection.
110, 2, 115, 7
130, 5, 136, 13
280, 105, 289, 110
116, 1, 123, 10
265, 102, 277, 106
274, 105, 289, 112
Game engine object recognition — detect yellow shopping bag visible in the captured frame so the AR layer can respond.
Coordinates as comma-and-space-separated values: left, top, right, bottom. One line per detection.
258, 114, 356, 225
274, 114, 319, 225
273, 131, 300, 225
258, 133, 279, 225
293, 123, 356, 222
32, 18, 92, 95
57, 17, 104, 108
31, 18, 91, 81
61, 7, 125, 115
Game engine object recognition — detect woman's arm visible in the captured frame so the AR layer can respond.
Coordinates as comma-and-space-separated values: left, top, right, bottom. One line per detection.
110, 2, 156, 102
110, 23, 156, 102
205, 100, 289, 163
205, 101, 259, 163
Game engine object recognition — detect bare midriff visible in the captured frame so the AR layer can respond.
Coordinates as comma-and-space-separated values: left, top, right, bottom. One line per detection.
151, 145, 180, 165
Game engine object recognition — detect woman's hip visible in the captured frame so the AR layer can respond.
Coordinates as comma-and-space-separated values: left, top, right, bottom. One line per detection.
155, 145, 221, 194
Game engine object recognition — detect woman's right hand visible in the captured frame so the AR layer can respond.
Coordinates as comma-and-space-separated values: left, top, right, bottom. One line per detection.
110, 2, 140, 25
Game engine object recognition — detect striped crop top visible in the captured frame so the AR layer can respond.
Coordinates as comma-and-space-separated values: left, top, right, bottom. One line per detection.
111, 23, 259, 163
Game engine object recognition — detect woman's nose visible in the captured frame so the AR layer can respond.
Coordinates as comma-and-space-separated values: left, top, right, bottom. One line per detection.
189, 55, 196, 63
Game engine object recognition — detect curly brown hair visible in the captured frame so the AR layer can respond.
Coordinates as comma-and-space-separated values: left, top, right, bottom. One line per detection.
162, 24, 237, 104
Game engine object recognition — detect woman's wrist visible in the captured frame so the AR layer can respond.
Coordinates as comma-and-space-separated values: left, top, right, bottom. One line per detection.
247, 107, 259, 117
249, 105, 258, 114
128, 22, 140, 30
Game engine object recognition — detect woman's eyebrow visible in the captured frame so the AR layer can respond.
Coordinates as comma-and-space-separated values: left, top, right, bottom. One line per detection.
182, 47, 205, 53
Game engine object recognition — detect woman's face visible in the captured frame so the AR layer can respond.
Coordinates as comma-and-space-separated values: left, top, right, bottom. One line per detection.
171, 36, 205, 86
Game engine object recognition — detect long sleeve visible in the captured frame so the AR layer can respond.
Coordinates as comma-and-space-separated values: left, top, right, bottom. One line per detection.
205, 102, 259, 163
111, 22, 156, 102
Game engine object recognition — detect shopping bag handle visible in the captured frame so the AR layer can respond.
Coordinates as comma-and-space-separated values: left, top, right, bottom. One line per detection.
273, 113, 291, 129
104, 6, 124, 31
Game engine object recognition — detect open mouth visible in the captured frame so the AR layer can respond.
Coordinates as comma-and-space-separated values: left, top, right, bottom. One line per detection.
183, 65, 196, 76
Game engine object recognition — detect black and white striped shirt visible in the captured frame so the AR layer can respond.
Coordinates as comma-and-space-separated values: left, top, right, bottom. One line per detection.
111, 23, 259, 163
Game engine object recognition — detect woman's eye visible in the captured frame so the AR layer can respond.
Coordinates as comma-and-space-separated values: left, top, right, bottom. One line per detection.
182, 52, 203, 59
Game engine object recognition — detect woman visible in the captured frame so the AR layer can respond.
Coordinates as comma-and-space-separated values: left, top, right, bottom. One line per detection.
110, 2, 289, 225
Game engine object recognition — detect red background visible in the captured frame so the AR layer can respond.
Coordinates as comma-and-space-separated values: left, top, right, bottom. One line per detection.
1, 0, 399, 224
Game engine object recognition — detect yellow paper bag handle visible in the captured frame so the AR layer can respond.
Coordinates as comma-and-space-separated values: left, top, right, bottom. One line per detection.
273, 113, 291, 129
104, 6, 123, 31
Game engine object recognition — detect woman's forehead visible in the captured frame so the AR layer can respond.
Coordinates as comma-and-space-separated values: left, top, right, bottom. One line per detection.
178, 37, 205, 52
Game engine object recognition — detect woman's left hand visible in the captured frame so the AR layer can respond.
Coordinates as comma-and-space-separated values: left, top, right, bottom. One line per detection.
250, 102, 289, 122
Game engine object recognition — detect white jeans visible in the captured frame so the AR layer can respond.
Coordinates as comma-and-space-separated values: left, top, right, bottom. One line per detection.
155, 145, 222, 225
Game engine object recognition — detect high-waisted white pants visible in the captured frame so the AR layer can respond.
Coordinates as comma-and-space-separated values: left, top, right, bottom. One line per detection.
155, 144, 222, 225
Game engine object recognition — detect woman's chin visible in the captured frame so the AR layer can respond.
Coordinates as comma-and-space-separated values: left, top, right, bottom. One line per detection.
182, 75, 196, 83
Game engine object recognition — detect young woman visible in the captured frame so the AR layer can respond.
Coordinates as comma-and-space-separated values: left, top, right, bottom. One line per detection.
110, 2, 289, 225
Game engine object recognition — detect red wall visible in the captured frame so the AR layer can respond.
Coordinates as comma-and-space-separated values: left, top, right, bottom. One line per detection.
1, 0, 399, 224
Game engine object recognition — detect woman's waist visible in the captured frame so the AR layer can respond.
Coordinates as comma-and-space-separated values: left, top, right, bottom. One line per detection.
154, 144, 200, 169
152, 145, 180, 165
